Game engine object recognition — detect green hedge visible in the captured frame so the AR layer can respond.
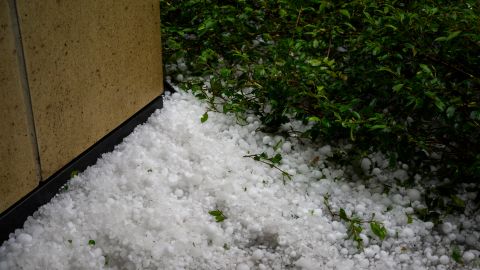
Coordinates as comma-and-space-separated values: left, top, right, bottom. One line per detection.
161, 1, 480, 187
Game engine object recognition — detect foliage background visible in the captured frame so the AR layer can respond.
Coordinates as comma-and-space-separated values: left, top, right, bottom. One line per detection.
161, 0, 480, 210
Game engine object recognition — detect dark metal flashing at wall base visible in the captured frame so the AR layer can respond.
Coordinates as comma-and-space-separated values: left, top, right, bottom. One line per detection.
0, 82, 175, 244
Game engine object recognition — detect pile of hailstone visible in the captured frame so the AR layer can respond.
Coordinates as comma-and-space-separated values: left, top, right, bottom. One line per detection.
0, 90, 479, 270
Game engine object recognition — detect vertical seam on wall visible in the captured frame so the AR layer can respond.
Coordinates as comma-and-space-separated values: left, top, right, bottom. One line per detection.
158, 0, 164, 93
8, 0, 43, 182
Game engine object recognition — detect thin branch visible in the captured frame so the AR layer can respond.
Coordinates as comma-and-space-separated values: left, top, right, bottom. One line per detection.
326, 34, 333, 58
424, 54, 478, 79
295, 7, 303, 30
243, 154, 292, 180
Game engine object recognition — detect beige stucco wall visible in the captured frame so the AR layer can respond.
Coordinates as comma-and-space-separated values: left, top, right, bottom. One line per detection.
17, 0, 163, 179
0, 0, 163, 213
0, 0, 40, 212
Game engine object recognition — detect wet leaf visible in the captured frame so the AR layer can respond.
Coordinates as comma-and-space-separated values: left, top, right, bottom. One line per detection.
370, 221, 387, 240
339, 208, 348, 221
209, 209, 227, 222
201, 112, 209, 123
270, 153, 282, 164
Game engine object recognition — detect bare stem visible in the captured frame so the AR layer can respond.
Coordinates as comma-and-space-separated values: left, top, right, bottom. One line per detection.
243, 154, 292, 181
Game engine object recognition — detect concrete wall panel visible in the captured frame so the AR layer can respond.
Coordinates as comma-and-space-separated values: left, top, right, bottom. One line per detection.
17, 0, 163, 178
0, 0, 40, 212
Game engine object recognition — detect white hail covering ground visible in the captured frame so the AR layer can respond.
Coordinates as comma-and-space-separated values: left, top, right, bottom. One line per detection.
1, 90, 479, 270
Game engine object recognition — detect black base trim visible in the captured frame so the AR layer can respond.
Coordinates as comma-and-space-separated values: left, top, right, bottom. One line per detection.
0, 82, 175, 244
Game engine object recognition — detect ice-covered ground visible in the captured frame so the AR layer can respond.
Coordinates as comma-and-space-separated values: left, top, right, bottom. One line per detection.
0, 90, 479, 270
